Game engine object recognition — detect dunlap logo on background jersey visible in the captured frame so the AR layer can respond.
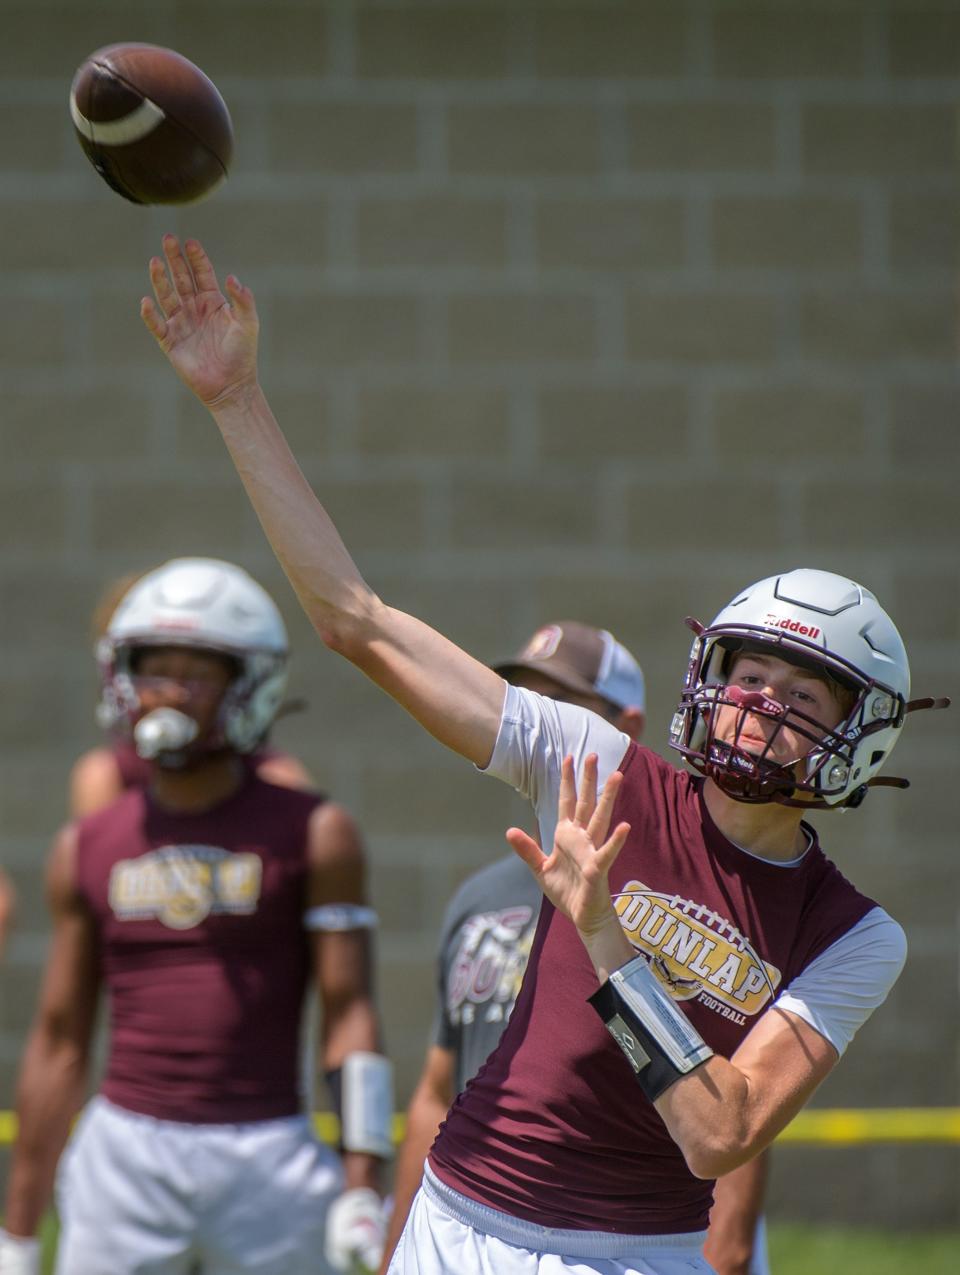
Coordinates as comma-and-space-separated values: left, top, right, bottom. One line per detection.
447, 905, 536, 1027
109, 845, 263, 930
614, 881, 781, 1023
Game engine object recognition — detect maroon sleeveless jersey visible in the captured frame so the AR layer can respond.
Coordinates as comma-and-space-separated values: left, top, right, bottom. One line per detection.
429, 743, 877, 1234
75, 774, 323, 1123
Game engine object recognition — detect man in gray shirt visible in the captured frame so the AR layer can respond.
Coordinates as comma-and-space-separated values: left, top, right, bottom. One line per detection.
433, 854, 543, 1097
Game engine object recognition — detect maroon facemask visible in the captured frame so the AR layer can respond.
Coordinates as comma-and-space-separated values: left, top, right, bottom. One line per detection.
692, 685, 855, 806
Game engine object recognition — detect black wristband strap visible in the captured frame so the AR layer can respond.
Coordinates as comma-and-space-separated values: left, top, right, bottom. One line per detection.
324, 1067, 344, 1148
589, 954, 714, 1102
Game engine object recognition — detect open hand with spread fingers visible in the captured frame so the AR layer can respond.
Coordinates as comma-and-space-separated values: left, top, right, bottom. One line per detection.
141, 235, 259, 408
506, 755, 632, 970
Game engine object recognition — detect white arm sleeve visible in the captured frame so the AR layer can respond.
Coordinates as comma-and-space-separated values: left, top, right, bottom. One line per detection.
483, 683, 632, 853
774, 907, 907, 1057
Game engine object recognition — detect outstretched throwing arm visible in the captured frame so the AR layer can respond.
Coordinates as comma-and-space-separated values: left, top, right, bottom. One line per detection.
141, 236, 504, 767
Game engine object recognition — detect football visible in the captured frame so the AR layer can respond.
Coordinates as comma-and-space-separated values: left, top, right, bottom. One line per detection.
69, 43, 233, 205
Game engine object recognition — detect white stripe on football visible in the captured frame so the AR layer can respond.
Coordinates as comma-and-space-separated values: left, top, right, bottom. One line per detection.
69, 92, 166, 146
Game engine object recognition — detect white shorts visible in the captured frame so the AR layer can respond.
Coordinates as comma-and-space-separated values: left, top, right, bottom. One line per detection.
54, 1096, 343, 1275
388, 1162, 713, 1275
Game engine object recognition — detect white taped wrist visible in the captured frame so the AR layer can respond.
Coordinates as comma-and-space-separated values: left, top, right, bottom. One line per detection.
342, 1051, 394, 1158
590, 953, 713, 1101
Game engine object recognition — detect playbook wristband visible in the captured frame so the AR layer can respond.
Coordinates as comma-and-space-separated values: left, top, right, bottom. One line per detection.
589, 953, 714, 1101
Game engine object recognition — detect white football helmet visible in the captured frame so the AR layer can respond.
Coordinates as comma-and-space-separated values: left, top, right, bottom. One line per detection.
97, 558, 288, 756
669, 568, 923, 808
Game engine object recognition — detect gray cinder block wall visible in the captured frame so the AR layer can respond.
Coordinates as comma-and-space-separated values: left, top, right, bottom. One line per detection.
0, 0, 957, 1227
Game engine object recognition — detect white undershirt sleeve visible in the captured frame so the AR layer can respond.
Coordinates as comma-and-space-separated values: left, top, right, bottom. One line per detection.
774, 907, 907, 1056
482, 683, 632, 852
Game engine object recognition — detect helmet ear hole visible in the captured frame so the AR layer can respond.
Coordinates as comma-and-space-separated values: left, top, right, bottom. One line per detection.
845, 784, 869, 809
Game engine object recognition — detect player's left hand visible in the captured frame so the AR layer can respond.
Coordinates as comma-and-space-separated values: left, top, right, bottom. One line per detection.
325, 1187, 387, 1274
506, 754, 631, 939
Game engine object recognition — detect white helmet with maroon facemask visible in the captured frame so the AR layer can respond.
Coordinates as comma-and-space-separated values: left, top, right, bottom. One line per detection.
97, 558, 288, 758
668, 568, 929, 809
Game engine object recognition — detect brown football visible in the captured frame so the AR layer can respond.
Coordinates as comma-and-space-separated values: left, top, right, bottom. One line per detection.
70, 43, 233, 205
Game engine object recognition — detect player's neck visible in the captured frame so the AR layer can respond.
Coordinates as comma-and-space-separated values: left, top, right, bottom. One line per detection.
702, 779, 809, 862
147, 752, 245, 813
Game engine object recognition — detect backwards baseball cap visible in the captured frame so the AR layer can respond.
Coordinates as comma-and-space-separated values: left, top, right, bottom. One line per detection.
494, 621, 645, 711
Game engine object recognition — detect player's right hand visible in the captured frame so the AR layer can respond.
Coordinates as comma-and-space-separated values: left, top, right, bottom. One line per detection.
141, 235, 260, 409
0, 1230, 40, 1275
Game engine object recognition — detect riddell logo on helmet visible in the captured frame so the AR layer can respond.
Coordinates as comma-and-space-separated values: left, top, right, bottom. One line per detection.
763, 614, 821, 640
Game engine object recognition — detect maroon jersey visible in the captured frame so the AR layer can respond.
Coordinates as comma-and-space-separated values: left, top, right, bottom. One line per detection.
430, 743, 877, 1234
75, 774, 323, 1123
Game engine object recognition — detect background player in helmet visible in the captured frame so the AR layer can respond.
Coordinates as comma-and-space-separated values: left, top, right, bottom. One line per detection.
0, 558, 393, 1275
69, 567, 314, 819
139, 237, 946, 1274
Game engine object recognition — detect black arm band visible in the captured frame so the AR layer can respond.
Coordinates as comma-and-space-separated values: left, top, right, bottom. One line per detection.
325, 1068, 343, 1123
589, 953, 714, 1102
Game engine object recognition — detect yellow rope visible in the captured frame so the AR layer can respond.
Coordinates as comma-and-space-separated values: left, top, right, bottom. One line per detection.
776, 1107, 960, 1145
1, 1109, 958, 1148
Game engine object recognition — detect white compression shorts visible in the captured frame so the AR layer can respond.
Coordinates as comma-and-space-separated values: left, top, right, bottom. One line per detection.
54, 1096, 343, 1275
388, 1162, 713, 1275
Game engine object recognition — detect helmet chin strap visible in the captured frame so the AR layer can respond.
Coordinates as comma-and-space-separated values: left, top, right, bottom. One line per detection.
839, 698, 951, 805
907, 696, 951, 713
